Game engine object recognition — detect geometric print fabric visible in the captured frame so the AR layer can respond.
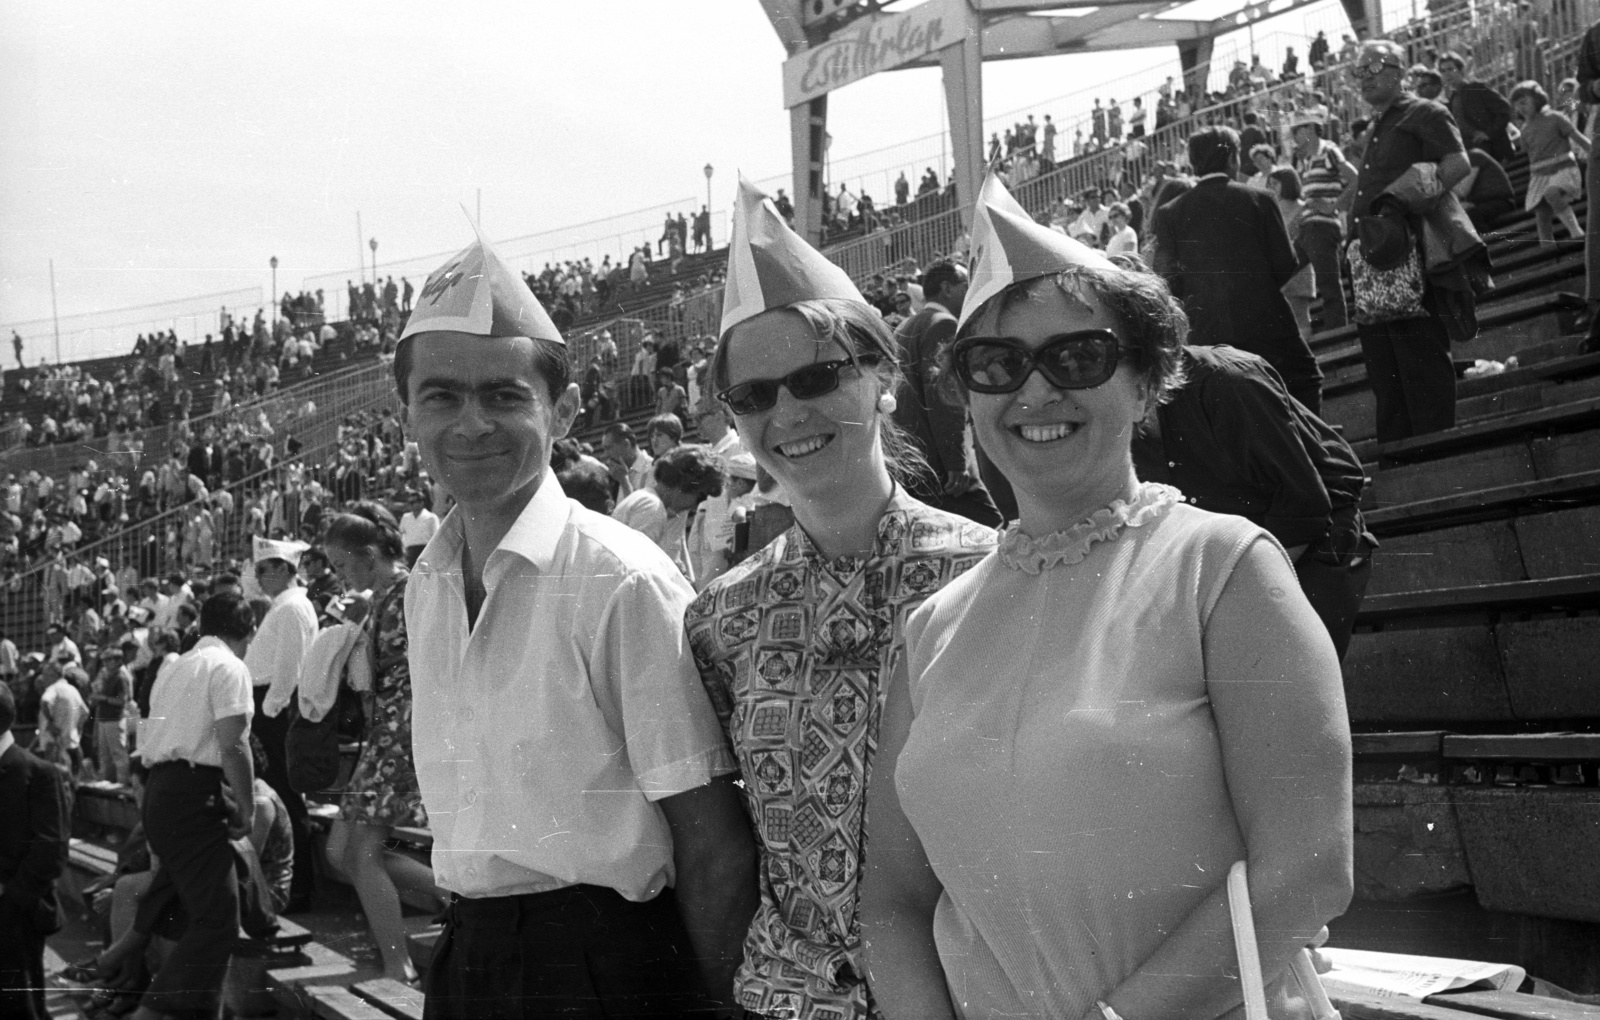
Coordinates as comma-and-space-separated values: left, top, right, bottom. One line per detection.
686, 492, 995, 1020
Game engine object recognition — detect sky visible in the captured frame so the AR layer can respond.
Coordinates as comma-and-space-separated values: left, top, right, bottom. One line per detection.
0, 0, 1356, 361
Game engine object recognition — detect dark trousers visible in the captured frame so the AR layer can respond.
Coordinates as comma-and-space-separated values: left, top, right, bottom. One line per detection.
423, 885, 705, 1019
140, 762, 238, 1019
1296, 549, 1374, 662
1357, 316, 1457, 443
0, 900, 49, 1020
1299, 219, 1347, 331
252, 685, 314, 906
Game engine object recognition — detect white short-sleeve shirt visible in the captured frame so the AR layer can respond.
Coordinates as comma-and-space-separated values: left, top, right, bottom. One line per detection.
405, 474, 736, 902
139, 636, 255, 767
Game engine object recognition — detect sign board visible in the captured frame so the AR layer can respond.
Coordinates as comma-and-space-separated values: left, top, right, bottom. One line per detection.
782, 0, 972, 108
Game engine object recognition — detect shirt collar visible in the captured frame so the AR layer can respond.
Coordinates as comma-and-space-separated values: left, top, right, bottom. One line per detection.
271, 584, 304, 606
0, 730, 14, 758
1196, 172, 1233, 184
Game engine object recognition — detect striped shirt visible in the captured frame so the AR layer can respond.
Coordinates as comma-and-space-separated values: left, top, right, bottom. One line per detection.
1295, 139, 1348, 231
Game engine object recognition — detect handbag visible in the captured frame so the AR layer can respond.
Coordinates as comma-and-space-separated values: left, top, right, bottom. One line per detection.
1347, 232, 1427, 325
1228, 860, 1341, 1020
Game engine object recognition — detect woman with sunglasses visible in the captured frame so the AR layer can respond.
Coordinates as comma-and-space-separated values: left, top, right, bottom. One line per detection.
684, 180, 995, 1020
860, 177, 1352, 1020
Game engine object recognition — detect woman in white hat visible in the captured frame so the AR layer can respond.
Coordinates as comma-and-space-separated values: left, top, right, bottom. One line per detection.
860, 176, 1352, 1020
684, 178, 995, 1020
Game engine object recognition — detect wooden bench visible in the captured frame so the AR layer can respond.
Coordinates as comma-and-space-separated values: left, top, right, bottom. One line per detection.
1363, 394, 1600, 466
1333, 990, 1600, 1019
1356, 573, 1600, 625
1429, 989, 1600, 1018
64, 836, 314, 952
300, 977, 424, 1020
1363, 469, 1600, 538
1316, 292, 1587, 376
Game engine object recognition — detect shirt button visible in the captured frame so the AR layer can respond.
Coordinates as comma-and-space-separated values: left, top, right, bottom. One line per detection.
464, 789, 478, 805
465, 866, 477, 878
462, 707, 475, 722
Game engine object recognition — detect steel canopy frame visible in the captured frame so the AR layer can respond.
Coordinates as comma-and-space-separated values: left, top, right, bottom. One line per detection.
760, 0, 1365, 246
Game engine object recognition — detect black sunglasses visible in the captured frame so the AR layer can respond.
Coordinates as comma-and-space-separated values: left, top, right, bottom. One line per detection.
717, 356, 877, 415
952, 330, 1124, 394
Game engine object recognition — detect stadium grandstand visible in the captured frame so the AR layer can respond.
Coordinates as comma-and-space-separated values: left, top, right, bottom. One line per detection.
10, 0, 1600, 1015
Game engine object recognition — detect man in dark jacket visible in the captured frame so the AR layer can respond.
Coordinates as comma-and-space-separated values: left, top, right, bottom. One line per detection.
1439, 51, 1514, 162
1155, 125, 1324, 412
0, 681, 71, 1020
1352, 39, 1473, 442
1132, 345, 1375, 658
891, 259, 1003, 526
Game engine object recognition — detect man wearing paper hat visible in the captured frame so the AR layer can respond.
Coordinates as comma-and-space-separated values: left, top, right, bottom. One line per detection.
395, 231, 754, 1016
245, 533, 320, 910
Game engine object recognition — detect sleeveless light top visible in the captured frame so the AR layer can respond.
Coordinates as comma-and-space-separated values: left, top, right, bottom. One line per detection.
898, 483, 1315, 1019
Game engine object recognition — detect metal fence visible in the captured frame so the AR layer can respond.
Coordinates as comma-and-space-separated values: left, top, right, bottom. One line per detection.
0, 359, 395, 486
1, 365, 400, 648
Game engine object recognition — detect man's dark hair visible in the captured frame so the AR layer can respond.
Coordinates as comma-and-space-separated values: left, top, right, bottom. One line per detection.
646, 414, 684, 445
556, 461, 615, 515
391, 335, 570, 404
1243, 112, 1259, 125
213, 572, 240, 590
920, 258, 966, 299
0, 680, 14, 735
165, 572, 186, 587
653, 445, 725, 499
1268, 166, 1303, 200
199, 590, 255, 641
1189, 126, 1241, 177
603, 422, 637, 448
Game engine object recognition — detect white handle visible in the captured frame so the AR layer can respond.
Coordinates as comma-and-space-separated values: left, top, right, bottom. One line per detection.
1227, 860, 1270, 1020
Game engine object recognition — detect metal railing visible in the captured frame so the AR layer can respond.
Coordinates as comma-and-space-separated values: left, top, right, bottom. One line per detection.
1, 381, 400, 649
0, 357, 394, 483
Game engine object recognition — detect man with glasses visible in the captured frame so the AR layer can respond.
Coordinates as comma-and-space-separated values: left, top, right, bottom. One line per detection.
1349, 39, 1474, 442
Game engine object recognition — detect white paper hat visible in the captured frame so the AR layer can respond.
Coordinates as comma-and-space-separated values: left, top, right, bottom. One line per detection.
400, 230, 564, 345
720, 176, 864, 338
253, 536, 310, 569
958, 172, 1116, 334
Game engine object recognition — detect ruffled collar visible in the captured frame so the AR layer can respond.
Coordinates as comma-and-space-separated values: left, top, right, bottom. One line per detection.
997, 482, 1181, 575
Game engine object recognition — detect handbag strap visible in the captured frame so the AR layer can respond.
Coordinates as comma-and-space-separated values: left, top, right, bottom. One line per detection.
1228, 860, 1341, 1020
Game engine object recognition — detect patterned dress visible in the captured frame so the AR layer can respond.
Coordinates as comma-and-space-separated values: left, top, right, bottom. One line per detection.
686, 491, 995, 1020
336, 572, 427, 829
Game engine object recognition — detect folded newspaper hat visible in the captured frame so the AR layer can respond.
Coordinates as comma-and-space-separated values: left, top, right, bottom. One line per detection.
400, 230, 564, 345
253, 536, 310, 568
958, 172, 1116, 334
720, 175, 864, 338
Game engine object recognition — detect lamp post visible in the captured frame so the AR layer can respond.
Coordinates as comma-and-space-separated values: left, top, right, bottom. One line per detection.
269, 256, 278, 327
703, 163, 714, 248
369, 238, 378, 286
